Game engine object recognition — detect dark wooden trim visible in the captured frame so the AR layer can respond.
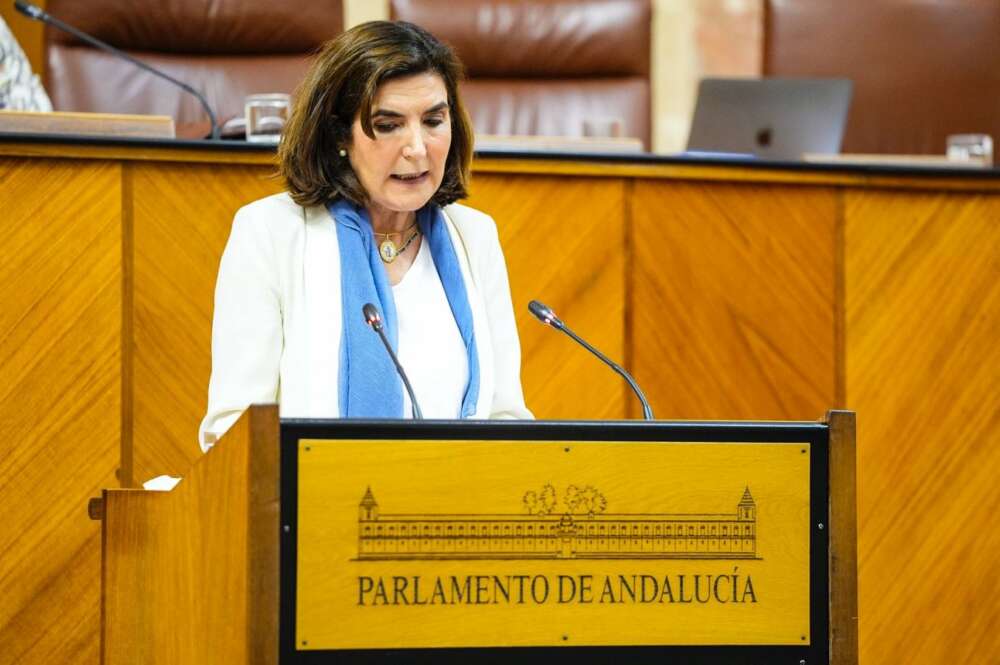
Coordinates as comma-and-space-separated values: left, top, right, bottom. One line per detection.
622, 177, 636, 420
834, 190, 847, 408
247, 404, 282, 665
119, 161, 134, 489
826, 410, 859, 665
99, 488, 108, 665
3, 134, 1000, 186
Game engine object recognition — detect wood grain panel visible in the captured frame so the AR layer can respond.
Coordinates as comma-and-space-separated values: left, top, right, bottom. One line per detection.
102, 405, 280, 665
104, 435, 249, 665
845, 189, 1000, 665
465, 174, 627, 419
630, 180, 837, 419
131, 162, 284, 482
0, 158, 120, 665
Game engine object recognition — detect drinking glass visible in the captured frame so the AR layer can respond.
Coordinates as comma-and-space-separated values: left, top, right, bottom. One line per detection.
946, 134, 993, 166
245, 93, 291, 143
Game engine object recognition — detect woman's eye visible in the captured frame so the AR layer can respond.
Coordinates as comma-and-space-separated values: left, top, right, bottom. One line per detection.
374, 123, 398, 133
424, 116, 445, 128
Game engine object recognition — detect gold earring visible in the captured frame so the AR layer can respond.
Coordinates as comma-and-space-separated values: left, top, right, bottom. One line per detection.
339, 148, 347, 157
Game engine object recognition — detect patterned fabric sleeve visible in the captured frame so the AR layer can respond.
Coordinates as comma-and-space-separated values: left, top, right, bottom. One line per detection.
0, 16, 53, 111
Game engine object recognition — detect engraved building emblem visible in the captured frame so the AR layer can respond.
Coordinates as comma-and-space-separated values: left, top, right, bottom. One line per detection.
356, 486, 758, 561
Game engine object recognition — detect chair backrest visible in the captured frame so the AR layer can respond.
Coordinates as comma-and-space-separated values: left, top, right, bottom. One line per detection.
392, 0, 651, 149
764, 0, 1000, 155
43, 0, 343, 138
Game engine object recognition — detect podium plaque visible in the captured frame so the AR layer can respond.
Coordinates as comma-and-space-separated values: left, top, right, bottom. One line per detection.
280, 420, 831, 664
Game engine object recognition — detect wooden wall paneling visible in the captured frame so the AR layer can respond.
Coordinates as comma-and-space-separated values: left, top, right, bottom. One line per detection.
465, 174, 628, 419
630, 180, 837, 420
845, 189, 1000, 665
0, 158, 121, 665
130, 162, 285, 483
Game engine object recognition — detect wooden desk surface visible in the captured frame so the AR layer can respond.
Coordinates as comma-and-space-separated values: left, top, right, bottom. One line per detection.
3, 131, 1000, 189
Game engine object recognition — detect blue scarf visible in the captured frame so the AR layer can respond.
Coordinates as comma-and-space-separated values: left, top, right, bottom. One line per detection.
329, 199, 480, 418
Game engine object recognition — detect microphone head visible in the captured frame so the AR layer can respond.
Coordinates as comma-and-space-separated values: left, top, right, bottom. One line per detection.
14, 1, 43, 19
362, 303, 383, 331
528, 300, 563, 329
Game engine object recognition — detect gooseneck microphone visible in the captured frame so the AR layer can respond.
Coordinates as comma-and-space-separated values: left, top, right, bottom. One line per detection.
14, 0, 220, 140
362, 303, 423, 420
528, 300, 654, 420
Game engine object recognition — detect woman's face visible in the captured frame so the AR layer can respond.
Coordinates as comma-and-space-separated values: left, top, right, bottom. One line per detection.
347, 72, 452, 217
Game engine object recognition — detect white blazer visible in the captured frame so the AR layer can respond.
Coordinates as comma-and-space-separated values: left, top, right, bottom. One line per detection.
199, 193, 532, 450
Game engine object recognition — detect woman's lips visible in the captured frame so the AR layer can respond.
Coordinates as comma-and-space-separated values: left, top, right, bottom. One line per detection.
390, 171, 429, 184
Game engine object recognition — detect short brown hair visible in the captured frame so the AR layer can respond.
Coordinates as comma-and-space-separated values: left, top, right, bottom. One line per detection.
279, 21, 473, 208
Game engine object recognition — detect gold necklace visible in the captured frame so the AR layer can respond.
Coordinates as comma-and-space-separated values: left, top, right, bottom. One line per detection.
375, 221, 418, 264
379, 227, 420, 263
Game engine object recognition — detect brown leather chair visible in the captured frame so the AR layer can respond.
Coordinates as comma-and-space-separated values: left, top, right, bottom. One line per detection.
392, 0, 652, 149
43, 0, 343, 138
764, 0, 1000, 155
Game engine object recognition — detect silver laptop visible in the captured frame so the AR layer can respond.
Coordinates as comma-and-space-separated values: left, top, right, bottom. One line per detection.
686, 77, 853, 160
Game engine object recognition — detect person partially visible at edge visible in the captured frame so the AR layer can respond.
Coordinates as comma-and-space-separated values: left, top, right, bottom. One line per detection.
0, 16, 53, 111
199, 21, 532, 450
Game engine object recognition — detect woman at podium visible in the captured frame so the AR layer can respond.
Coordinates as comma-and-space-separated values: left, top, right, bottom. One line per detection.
199, 21, 531, 450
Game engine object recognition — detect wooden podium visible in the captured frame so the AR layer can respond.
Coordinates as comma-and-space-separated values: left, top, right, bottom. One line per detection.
95, 407, 857, 665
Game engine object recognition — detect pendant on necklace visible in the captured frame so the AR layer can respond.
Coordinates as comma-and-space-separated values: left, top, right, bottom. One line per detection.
379, 239, 399, 263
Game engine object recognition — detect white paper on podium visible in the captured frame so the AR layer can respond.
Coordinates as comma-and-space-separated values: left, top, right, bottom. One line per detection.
142, 475, 182, 491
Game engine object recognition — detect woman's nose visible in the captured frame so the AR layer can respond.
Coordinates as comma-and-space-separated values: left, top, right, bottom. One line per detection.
402, 128, 427, 159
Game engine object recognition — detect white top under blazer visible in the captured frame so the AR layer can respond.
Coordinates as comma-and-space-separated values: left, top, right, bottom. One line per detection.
199, 193, 532, 450
392, 237, 469, 419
